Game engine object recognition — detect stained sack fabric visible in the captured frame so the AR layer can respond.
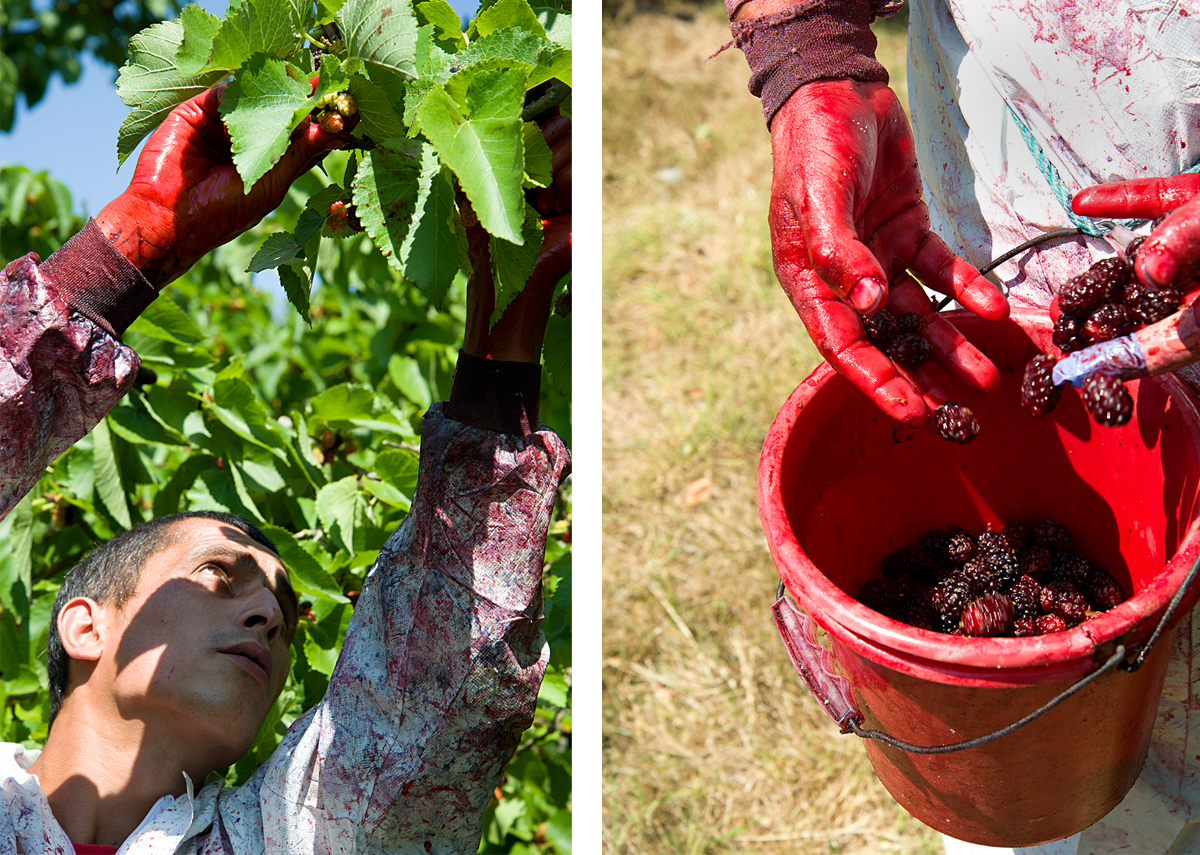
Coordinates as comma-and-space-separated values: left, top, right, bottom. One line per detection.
907, 1, 1200, 851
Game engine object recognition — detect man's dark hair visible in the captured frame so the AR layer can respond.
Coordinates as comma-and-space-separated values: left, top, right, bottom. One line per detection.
46, 511, 278, 729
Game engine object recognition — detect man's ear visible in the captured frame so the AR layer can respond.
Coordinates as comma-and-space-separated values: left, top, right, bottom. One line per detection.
58, 597, 108, 663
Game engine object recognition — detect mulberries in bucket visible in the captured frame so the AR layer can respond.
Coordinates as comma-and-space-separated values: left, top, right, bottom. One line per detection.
858, 520, 1128, 637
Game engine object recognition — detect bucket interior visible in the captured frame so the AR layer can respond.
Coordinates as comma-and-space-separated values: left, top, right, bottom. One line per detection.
766, 311, 1200, 674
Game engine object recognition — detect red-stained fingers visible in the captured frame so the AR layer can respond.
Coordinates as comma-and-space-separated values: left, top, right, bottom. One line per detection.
1073, 174, 1200, 289
1072, 174, 1200, 219
907, 231, 1010, 322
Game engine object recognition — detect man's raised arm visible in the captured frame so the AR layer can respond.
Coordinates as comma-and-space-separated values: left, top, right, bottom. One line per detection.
246, 113, 572, 854
0, 83, 348, 520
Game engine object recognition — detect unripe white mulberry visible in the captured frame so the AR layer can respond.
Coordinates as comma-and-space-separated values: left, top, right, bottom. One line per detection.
332, 92, 358, 116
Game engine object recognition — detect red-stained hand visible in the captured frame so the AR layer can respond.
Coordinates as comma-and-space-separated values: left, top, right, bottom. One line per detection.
463, 112, 571, 363
96, 83, 353, 288
770, 80, 1009, 426
1073, 174, 1200, 291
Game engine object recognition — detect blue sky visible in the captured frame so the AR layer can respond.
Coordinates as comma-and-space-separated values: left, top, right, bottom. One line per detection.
1, 0, 481, 217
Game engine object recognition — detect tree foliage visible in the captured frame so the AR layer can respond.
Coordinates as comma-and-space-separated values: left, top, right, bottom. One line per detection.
0, 0, 183, 131
0, 1, 571, 841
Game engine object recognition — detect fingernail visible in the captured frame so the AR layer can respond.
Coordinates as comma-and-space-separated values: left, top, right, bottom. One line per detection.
849, 278, 884, 313
1142, 248, 1178, 288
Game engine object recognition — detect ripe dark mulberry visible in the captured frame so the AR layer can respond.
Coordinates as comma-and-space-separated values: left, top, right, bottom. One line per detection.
896, 312, 926, 336
946, 531, 977, 564
1040, 580, 1089, 624
932, 572, 976, 621
1082, 571, 1125, 610
1021, 355, 1064, 416
1085, 303, 1138, 342
858, 577, 902, 613
1013, 617, 1040, 637
888, 333, 931, 368
862, 309, 899, 348
1125, 235, 1147, 262
1000, 520, 1029, 552
1019, 544, 1053, 579
1052, 313, 1090, 353
1058, 270, 1119, 316
902, 587, 939, 631
1081, 373, 1133, 427
1009, 575, 1043, 620
1031, 519, 1072, 550
1090, 256, 1133, 291
1036, 613, 1069, 634
1136, 289, 1182, 325
935, 403, 980, 444
921, 526, 964, 564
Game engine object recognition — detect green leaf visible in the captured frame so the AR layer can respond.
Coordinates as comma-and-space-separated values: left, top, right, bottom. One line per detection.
337, 0, 419, 90
374, 448, 419, 497
228, 460, 268, 522
537, 666, 568, 707
310, 383, 376, 421
415, 0, 465, 50
173, 4, 223, 77
279, 262, 312, 323
352, 139, 423, 269
134, 296, 205, 345
247, 231, 308, 271
543, 311, 570, 395
471, 0, 547, 41
489, 205, 542, 326
415, 63, 526, 243
0, 51, 17, 133
533, 4, 571, 49
92, 418, 131, 530
387, 353, 432, 410
315, 476, 371, 553
154, 454, 219, 516
221, 54, 313, 192
0, 495, 33, 619
523, 120, 552, 188
544, 809, 572, 855
115, 19, 229, 166
202, 0, 313, 74
402, 25, 453, 127
399, 148, 461, 306
108, 396, 190, 447
258, 524, 349, 603
361, 478, 410, 510
347, 72, 407, 141
60, 445, 96, 509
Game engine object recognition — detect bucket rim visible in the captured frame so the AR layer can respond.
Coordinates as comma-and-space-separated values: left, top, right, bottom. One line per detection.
757, 311, 1200, 676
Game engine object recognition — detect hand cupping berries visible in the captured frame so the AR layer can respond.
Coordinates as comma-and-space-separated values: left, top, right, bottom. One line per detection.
1023, 238, 1192, 427
856, 519, 1127, 637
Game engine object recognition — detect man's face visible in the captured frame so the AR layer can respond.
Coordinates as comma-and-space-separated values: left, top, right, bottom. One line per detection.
103, 518, 298, 767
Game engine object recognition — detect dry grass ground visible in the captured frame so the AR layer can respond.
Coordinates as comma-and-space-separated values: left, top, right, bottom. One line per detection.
602, 6, 939, 854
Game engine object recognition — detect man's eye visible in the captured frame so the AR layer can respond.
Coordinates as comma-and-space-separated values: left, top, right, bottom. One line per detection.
203, 565, 233, 587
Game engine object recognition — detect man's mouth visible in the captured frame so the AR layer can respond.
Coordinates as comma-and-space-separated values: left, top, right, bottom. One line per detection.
219, 641, 271, 683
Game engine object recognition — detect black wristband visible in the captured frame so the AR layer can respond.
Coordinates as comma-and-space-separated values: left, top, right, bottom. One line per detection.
728, 0, 890, 127
444, 350, 542, 436
39, 219, 157, 338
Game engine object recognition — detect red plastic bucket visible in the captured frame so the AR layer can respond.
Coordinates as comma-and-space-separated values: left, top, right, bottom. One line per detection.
757, 310, 1200, 847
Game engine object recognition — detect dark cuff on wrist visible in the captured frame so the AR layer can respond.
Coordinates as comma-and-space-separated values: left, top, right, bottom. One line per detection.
444, 350, 542, 436
729, 0, 890, 127
39, 218, 157, 338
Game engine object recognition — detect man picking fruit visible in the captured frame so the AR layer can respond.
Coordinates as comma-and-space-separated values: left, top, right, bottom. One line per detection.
0, 80, 571, 854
